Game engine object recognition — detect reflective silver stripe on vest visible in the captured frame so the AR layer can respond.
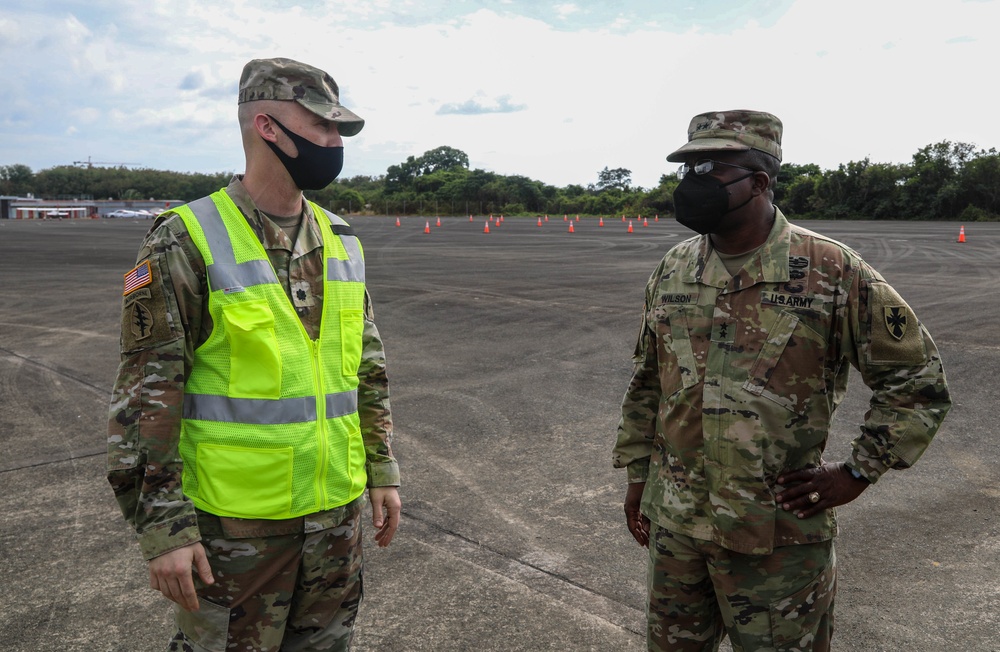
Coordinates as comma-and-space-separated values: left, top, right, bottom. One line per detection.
188, 196, 276, 291
326, 389, 359, 418
184, 390, 359, 424
322, 210, 365, 283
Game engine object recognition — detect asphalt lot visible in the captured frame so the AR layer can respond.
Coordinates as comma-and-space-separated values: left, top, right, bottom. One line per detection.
1, 214, 997, 651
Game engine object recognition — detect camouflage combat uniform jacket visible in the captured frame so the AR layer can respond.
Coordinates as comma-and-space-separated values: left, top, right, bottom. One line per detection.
107, 176, 399, 560
613, 208, 950, 555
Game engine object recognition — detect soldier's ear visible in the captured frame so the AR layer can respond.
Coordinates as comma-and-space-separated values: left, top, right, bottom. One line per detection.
752, 171, 770, 195
255, 114, 279, 142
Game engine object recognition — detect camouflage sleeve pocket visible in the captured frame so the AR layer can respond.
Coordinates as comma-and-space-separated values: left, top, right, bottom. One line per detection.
107, 365, 143, 472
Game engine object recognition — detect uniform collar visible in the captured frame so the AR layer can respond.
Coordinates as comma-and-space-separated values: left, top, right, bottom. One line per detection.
225, 175, 324, 256
683, 207, 793, 288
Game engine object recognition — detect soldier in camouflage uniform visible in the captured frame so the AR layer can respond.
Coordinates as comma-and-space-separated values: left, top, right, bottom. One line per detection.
613, 110, 951, 651
107, 58, 400, 651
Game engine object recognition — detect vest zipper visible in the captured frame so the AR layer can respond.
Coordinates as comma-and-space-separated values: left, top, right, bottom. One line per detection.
312, 338, 328, 510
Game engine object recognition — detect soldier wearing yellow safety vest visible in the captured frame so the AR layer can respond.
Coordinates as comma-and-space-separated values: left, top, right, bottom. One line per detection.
107, 58, 400, 652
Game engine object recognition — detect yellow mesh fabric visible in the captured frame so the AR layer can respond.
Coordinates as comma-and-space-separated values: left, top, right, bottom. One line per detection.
172, 192, 368, 519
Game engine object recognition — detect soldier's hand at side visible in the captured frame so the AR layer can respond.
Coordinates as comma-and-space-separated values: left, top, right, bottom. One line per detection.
148, 542, 214, 612
776, 462, 870, 520
369, 486, 401, 548
624, 482, 650, 548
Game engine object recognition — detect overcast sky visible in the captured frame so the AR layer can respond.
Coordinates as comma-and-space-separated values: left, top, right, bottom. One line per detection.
2, 0, 996, 189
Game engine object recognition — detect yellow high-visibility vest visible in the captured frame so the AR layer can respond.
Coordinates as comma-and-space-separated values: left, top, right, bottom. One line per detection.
173, 190, 367, 519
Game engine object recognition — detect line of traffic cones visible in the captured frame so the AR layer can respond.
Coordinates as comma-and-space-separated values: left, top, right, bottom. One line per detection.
406, 213, 659, 234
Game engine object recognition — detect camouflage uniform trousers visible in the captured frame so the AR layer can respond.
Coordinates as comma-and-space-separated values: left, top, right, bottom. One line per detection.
168, 498, 364, 652
647, 524, 835, 652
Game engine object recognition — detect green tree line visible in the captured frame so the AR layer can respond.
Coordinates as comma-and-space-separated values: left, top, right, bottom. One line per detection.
3, 140, 997, 220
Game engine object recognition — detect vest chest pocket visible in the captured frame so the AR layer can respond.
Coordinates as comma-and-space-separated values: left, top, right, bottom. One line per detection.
340, 309, 365, 376
222, 300, 281, 399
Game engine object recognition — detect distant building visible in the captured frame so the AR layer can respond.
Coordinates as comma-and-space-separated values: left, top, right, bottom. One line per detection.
1, 197, 184, 219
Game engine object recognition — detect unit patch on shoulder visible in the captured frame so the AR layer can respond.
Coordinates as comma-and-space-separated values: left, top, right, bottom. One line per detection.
868, 281, 924, 364
884, 306, 907, 340
129, 301, 154, 341
123, 260, 153, 296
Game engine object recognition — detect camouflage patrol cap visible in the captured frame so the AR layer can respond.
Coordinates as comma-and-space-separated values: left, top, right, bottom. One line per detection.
666, 110, 782, 162
238, 57, 364, 137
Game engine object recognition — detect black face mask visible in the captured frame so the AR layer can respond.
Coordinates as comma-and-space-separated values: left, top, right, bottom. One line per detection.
263, 114, 344, 190
673, 171, 755, 235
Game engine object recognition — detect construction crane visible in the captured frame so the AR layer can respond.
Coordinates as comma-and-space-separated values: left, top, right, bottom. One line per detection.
73, 156, 138, 168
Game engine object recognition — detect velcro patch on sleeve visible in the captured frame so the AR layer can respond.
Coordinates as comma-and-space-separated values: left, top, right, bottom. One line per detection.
868, 281, 926, 365
120, 257, 176, 352
123, 260, 153, 296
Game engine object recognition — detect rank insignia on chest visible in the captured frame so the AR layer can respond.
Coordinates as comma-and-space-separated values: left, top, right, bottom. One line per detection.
884, 306, 907, 340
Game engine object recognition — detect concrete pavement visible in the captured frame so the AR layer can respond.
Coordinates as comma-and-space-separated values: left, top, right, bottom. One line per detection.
1, 215, 996, 651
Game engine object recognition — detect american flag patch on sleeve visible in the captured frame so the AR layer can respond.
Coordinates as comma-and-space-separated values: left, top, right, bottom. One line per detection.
123, 260, 153, 296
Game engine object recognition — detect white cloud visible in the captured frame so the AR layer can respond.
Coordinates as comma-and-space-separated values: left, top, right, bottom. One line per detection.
0, 0, 998, 187
555, 3, 580, 19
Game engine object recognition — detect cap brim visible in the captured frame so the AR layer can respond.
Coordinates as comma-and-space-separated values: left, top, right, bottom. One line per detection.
665, 138, 751, 162
298, 100, 365, 137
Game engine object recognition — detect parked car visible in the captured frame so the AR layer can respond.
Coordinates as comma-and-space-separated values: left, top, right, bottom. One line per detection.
107, 209, 156, 218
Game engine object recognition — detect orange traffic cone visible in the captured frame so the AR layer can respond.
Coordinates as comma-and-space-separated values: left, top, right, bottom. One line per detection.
622, 215, 626, 222
643, 218, 648, 227
958, 225, 966, 243
484, 221, 490, 234
599, 217, 604, 227
544, 215, 549, 222
469, 214, 473, 222
576, 215, 580, 222
424, 221, 430, 234
655, 214, 659, 222
564, 214, 568, 222
395, 217, 401, 227
436, 217, 441, 227
537, 217, 542, 227
568, 222, 575, 233
627, 221, 633, 233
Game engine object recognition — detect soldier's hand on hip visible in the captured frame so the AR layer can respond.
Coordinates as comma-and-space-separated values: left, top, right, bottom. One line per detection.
776, 462, 870, 519
148, 542, 214, 612
624, 482, 650, 548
